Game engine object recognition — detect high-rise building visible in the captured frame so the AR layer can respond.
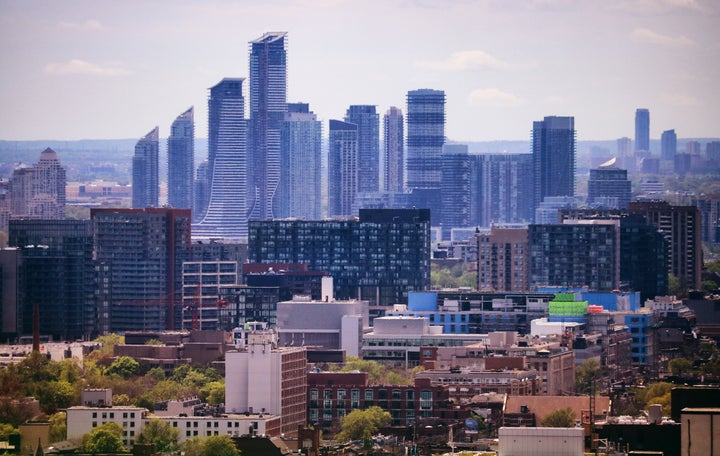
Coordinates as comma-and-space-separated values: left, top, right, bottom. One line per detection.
477, 227, 529, 292
587, 159, 632, 209
529, 220, 620, 291
693, 195, 720, 245
383, 107, 404, 193
92, 208, 191, 332
278, 103, 322, 219
661, 129, 676, 161
707, 141, 720, 161
634, 108, 650, 153
686, 140, 701, 156
440, 144, 470, 238
532, 116, 576, 216
328, 120, 358, 217
132, 127, 159, 209
8, 148, 66, 220
8, 220, 96, 341
193, 78, 248, 240
193, 160, 209, 223
225, 324, 306, 436
345, 105, 380, 193
471, 154, 534, 226
248, 32, 288, 221
616, 137, 634, 172
406, 89, 445, 223
168, 107, 195, 210
628, 201, 702, 290
248, 209, 431, 307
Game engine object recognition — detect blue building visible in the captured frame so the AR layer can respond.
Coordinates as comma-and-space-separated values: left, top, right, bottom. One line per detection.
532, 116, 576, 217
132, 127, 159, 209
168, 107, 195, 210
346, 105, 380, 194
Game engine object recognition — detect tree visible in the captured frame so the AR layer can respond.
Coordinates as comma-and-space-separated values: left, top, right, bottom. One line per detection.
335, 406, 392, 446
105, 356, 140, 379
668, 273, 682, 297
181, 435, 239, 456
0, 423, 17, 441
668, 358, 693, 376
82, 422, 126, 454
49, 411, 67, 442
540, 407, 576, 427
575, 358, 600, 394
340, 358, 385, 384
136, 418, 179, 453
201, 381, 225, 406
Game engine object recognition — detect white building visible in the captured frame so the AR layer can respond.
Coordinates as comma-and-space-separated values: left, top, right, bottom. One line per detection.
498, 427, 584, 456
162, 413, 280, 443
66, 406, 146, 448
225, 323, 306, 436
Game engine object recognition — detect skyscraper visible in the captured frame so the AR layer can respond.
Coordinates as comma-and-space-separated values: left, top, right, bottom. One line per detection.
406, 89, 445, 223
345, 105, 380, 193
193, 160, 209, 223
471, 153, 534, 226
328, 120, 358, 217
8, 148, 66, 220
92, 207, 191, 332
587, 159, 632, 209
248, 32, 288, 221
383, 106, 404, 193
193, 78, 248, 240
532, 116, 576, 215
440, 144, 470, 239
635, 108, 650, 153
132, 127, 159, 209
661, 129, 676, 161
616, 137, 634, 172
278, 103, 322, 219
168, 107, 194, 210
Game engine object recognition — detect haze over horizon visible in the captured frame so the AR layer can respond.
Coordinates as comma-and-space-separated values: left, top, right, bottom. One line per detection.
1, 0, 718, 142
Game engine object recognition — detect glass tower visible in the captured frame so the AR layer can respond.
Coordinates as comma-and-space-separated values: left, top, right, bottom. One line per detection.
328, 120, 358, 217
532, 116, 576, 214
345, 105, 380, 193
406, 89, 445, 190
635, 108, 650, 153
383, 107, 404, 193
248, 32, 288, 220
168, 107, 195, 210
278, 103, 322, 219
193, 78, 248, 240
132, 126, 159, 209
661, 129, 677, 161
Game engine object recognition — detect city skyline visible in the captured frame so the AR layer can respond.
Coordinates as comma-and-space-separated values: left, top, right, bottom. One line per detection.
0, 1, 718, 142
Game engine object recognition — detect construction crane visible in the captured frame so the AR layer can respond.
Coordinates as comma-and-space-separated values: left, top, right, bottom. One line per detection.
183, 284, 202, 331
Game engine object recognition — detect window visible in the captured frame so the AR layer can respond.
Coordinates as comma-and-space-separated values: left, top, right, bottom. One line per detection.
365, 390, 374, 401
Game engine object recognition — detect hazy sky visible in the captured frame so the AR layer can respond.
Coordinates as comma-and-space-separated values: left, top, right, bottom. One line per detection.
0, 0, 718, 142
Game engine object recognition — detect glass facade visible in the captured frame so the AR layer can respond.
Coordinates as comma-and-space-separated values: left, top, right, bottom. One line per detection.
168, 107, 195, 210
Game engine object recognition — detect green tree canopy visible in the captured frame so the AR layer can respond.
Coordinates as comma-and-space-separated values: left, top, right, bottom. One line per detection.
575, 358, 600, 394
335, 406, 392, 446
136, 418, 179, 453
49, 411, 66, 443
668, 358, 693, 376
181, 435, 240, 456
541, 407, 577, 427
105, 356, 140, 379
82, 422, 127, 454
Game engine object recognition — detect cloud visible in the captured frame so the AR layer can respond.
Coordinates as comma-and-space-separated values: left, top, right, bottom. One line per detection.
632, 27, 695, 46
468, 88, 524, 107
44, 59, 130, 76
416, 50, 510, 71
57, 19, 103, 31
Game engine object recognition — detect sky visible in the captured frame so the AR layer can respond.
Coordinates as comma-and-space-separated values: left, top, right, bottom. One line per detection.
0, 0, 718, 142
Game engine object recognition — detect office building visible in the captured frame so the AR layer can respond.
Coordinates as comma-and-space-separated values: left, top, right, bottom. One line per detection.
248, 208, 431, 307
406, 89, 445, 222
193, 78, 248, 240
132, 127, 159, 209
383, 106, 404, 193
181, 260, 238, 331
92, 208, 191, 332
345, 105, 380, 193
328, 120, 358, 217
0, 248, 21, 342
168, 107, 195, 210
528, 220, 621, 291
587, 159, 632, 209
471, 153, 534, 226
661, 129, 676, 162
247, 32, 288, 221
629, 201, 702, 290
693, 195, 720, 245
532, 116, 576, 216
8, 220, 96, 341
635, 108, 650, 153
8, 148, 66, 221
440, 144, 470, 239
278, 103, 322, 219
225, 323, 306, 437
477, 227, 529, 292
